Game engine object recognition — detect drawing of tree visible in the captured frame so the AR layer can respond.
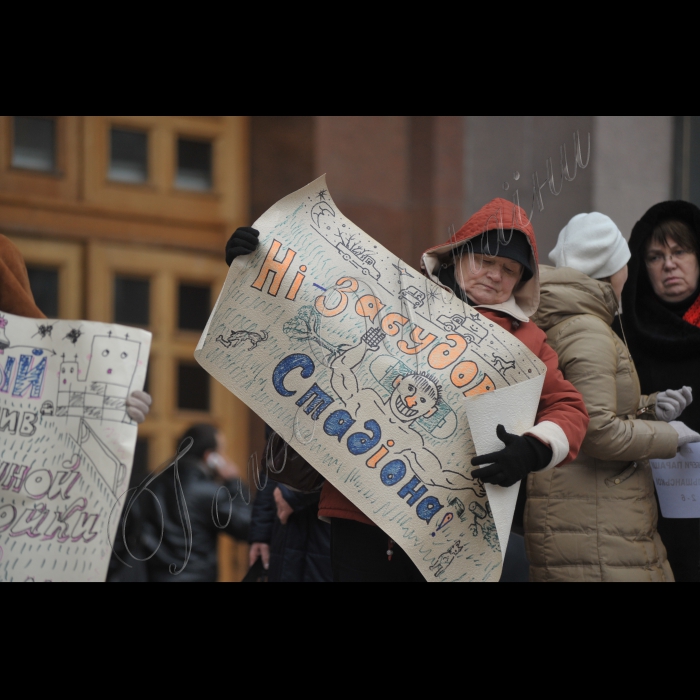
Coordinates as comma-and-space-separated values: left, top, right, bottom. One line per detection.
283, 305, 351, 361
334, 229, 369, 259
337, 233, 359, 256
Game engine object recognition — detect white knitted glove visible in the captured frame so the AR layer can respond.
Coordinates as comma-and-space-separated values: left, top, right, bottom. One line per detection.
656, 386, 693, 422
126, 390, 152, 424
669, 421, 700, 447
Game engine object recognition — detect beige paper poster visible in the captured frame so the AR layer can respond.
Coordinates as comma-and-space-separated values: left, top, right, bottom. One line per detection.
0, 313, 151, 582
196, 176, 546, 582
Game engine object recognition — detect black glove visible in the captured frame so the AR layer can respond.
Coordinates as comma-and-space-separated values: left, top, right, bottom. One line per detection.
225, 227, 260, 266
471, 424, 553, 487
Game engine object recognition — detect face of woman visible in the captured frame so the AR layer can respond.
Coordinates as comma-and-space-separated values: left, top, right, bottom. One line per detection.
645, 238, 700, 303
454, 252, 523, 305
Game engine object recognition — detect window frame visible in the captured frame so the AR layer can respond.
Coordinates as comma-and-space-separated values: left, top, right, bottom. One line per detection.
174, 132, 217, 195
6, 236, 84, 319
6, 116, 67, 179
107, 125, 151, 187
106, 122, 155, 189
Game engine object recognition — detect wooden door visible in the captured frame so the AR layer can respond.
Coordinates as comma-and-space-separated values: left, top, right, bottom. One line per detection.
9, 234, 251, 581
86, 241, 251, 581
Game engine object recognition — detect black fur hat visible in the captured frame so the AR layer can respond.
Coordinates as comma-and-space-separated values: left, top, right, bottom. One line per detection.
454, 229, 533, 281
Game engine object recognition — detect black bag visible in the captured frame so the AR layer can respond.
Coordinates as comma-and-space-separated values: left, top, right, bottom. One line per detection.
265, 432, 325, 493
241, 558, 268, 582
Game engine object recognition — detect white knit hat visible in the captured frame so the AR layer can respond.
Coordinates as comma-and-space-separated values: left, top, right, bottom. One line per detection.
549, 212, 631, 279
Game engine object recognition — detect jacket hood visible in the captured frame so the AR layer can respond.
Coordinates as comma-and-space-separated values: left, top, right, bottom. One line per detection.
0, 234, 45, 319
533, 265, 619, 332
621, 199, 700, 357
421, 197, 540, 319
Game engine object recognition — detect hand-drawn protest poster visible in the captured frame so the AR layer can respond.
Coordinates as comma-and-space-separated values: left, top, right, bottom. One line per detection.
0, 313, 150, 582
196, 175, 546, 581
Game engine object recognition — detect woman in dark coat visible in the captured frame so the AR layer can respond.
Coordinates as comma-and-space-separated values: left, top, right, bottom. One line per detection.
140, 423, 251, 582
615, 200, 700, 581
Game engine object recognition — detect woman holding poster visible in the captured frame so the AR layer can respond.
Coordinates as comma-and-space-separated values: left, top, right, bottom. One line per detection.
528, 212, 700, 582
614, 201, 700, 581
226, 198, 589, 581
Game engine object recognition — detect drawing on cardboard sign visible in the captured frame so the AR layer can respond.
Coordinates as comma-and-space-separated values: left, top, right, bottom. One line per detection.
0, 313, 150, 582
195, 175, 546, 582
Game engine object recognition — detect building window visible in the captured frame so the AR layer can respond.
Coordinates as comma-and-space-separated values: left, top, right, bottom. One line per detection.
114, 275, 150, 326
178, 283, 211, 331
177, 362, 210, 411
12, 116, 56, 172
109, 127, 148, 184
176, 137, 212, 191
26, 266, 59, 318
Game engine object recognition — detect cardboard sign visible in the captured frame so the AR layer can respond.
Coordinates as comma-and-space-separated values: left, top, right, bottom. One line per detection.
0, 313, 151, 582
651, 443, 700, 518
196, 176, 546, 582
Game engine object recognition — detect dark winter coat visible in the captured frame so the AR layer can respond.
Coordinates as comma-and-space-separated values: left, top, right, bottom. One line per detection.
249, 476, 332, 582
614, 199, 700, 581
140, 456, 251, 582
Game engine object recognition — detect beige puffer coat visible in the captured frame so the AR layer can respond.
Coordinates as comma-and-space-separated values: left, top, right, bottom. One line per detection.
525, 266, 679, 582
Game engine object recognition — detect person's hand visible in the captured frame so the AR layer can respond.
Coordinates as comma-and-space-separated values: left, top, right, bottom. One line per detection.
126, 390, 152, 424
215, 458, 240, 481
471, 424, 553, 487
656, 386, 693, 421
206, 451, 240, 481
273, 486, 294, 525
669, 421, 700, 447
225, 227, 259, 266
249, 542, 270, 569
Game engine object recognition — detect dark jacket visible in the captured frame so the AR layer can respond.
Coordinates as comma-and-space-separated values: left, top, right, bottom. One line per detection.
249, 476, 332, 582
614, 199, 700, 581
140, 456, 251, 582
108, 448, 152, 582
